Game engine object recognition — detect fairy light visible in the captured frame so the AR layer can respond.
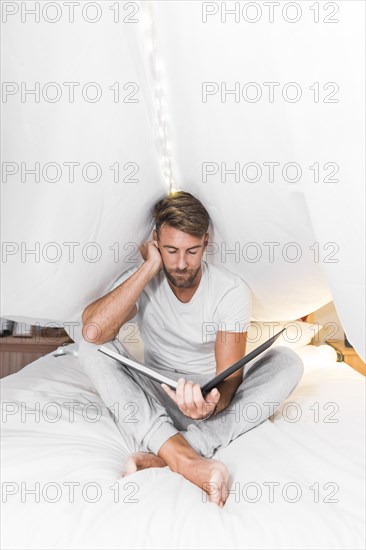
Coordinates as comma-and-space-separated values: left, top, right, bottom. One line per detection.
144, 1, 175, 194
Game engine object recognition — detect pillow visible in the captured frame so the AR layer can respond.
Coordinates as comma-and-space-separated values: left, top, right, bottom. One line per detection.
292, 344, 338, 370
245, 321, 322, 353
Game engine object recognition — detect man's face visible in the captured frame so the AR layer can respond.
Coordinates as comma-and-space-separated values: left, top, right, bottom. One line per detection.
153, 225, 208, 289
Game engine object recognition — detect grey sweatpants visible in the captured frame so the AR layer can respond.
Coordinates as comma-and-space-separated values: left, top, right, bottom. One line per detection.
78, 338, 304, 459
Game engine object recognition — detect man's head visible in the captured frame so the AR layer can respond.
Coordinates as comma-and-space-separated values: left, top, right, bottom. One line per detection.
151, 191, 211, 289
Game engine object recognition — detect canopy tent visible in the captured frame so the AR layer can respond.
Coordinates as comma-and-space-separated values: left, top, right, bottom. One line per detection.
1, 0, 365, 361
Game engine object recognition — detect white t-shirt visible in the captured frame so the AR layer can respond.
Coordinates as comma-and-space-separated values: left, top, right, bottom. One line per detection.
113, 260, 252, 376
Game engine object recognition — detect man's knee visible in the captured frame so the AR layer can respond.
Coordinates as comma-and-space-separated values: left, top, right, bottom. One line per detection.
78, 337, 118, 376
78, 337, 98, 364
271, 346, 304, 388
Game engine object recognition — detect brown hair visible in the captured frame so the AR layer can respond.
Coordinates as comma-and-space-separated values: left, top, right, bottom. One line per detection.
152, 191, 211, 240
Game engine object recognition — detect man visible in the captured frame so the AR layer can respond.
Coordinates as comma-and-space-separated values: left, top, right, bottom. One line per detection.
79, 191, 304, 507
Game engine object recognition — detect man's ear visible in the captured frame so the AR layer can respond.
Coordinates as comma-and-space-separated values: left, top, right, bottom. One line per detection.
203, 232, 209, 249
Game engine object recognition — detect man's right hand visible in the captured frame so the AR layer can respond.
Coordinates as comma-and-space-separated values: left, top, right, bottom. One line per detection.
140, 239, 163, 275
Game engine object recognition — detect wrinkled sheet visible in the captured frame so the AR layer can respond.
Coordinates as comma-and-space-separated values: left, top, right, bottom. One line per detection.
1, 343, 365, 550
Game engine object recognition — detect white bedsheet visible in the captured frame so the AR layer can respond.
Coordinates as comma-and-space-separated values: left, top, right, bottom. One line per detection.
1, 344, 365, 550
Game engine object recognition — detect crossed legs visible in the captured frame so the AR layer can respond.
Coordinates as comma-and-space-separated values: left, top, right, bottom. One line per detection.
78, 339, 304, 506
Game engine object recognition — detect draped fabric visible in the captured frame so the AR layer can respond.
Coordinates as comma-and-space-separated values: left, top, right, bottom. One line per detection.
1, 1, 364, 360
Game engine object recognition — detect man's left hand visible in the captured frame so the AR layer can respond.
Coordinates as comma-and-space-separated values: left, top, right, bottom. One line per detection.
161, 378, 220, 420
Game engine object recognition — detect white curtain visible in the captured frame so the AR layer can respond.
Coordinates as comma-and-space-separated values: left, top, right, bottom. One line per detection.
1, 1, 364, 360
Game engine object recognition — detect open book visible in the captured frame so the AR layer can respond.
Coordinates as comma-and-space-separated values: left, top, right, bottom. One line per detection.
98, 328, 286, 396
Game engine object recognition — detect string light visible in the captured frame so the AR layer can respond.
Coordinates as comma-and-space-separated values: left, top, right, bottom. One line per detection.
144, 1, 175, 194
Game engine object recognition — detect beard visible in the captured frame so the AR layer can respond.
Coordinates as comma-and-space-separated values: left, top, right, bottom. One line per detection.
163, 264, 201, 289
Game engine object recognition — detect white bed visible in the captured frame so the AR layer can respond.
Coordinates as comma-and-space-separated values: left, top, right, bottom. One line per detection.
1, 340, 365, 550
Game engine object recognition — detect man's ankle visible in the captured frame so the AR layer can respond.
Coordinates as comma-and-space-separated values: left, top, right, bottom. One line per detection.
157, 433, 201, 471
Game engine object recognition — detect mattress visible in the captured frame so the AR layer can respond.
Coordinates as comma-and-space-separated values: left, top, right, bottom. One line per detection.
1, 343, 365, 550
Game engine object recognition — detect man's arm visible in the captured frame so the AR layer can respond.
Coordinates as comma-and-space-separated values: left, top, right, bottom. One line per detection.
82, 241, 162, 345
210, 330, 247, 416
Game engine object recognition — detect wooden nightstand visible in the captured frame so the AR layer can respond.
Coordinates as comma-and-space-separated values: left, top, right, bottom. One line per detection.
325, 340, 366, 376
0, 328, 74, 379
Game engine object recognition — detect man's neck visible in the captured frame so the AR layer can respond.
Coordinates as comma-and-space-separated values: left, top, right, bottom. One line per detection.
167, 265, 203, 304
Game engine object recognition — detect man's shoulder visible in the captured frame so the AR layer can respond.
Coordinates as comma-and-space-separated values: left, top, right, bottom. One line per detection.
205, 261, 250, 290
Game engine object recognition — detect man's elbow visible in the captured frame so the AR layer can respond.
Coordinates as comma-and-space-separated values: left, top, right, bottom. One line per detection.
81, 317, 108, 345
81, 317, 123, 346
81, 304, 99, 340
81, 322, 99, 345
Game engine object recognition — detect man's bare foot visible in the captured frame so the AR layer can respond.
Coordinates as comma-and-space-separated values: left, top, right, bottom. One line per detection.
180, 455, 229, 507
158, 434, 229, 507
124, 452, 167, 476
